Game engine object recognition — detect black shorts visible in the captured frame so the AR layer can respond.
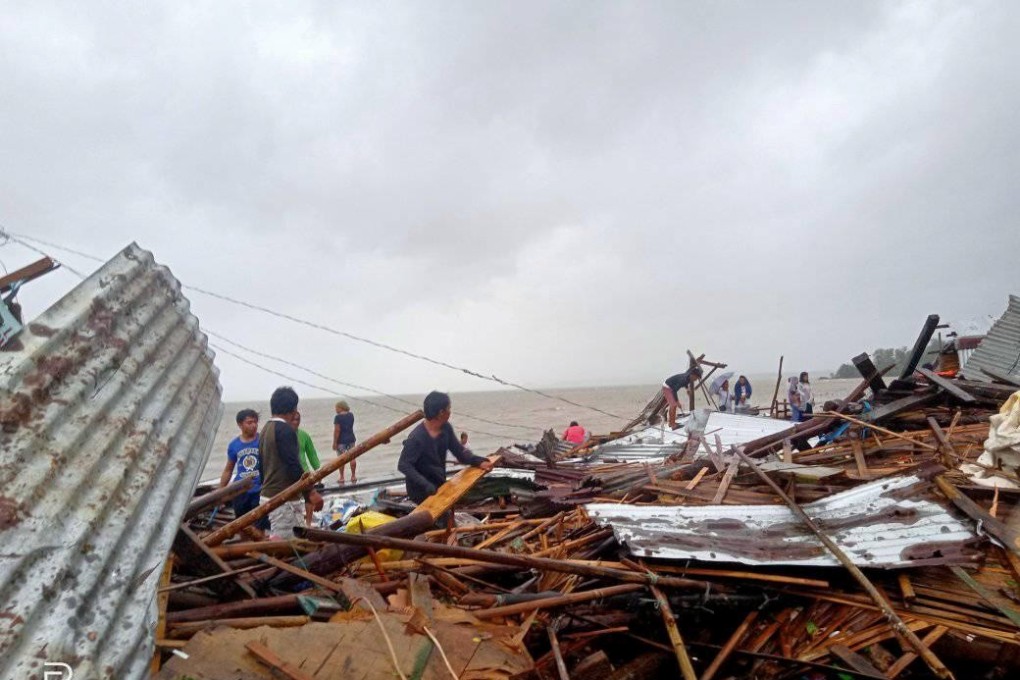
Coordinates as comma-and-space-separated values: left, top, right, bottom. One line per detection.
232, 492, 270, 531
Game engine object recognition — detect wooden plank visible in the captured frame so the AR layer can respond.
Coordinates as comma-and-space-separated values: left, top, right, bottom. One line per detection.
711, 459, 740, 504
684, 466, 708, 490
916, 367, 976, 403
851, 438, 869, 478
415, 453, 502, 521
0, 256, 59, 294
898, 573, 916, 603
864, 392, 939, 424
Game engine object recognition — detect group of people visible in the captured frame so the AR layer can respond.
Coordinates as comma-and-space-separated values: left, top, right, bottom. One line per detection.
708, 375, 754, 412
218, 394, 359, 538
657, 366, 815, 428
219, 388, 491, 538
219, 370, 818, 539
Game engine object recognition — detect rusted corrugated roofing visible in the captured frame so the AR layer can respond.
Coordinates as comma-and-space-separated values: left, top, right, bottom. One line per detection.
961, 294, 1020, 382
588, 471, 979, 568
0, 244, 222, 679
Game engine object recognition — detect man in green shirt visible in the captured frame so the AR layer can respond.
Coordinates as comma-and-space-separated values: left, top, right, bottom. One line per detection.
290, 411, 323, 526
293, 411, 320, 472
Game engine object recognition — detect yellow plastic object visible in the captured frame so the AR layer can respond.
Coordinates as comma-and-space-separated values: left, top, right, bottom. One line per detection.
345, 511, 403, 562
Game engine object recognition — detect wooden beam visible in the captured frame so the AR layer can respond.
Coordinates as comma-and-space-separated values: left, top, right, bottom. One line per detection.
851, 439, 869, 478
864, 392, 939, 424
852, 353, 888, 394
900, 314, 940, 379
916, 367, 976, 403
0, 256, 59, 294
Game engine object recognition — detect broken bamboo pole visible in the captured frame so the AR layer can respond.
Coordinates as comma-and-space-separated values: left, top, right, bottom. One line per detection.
271, 454, 501, 587
733, 447, 955, 680
699, 610, 757, 680
185, 477, 254, 520
649, 584, 697, 680
203, 410, 423, 546
294, 527, 709, 591
472, 584, 643, 620
547, 626, 571, 680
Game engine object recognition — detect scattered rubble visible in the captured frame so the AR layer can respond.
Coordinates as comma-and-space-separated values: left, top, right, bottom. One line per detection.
158, 314, 1020, 680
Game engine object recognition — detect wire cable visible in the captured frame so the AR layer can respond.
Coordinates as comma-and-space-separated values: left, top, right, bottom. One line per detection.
209, 342, 516, 440
205, 329, 542, 434
0, 228, 627, 420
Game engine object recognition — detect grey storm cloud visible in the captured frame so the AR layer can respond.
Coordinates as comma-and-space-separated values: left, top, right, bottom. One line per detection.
1, 1, 1017, 400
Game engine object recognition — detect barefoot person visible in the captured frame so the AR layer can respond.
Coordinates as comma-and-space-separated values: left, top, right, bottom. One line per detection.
398, 391, 493, 504
662, 366, 703, 429
332, 401, 357, 484
258, 387, 321, 538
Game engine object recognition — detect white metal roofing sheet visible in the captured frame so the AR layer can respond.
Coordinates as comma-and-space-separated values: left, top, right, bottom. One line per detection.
595, 411, 794, 461
588, 472, 978, 568
0, 244, 222, 679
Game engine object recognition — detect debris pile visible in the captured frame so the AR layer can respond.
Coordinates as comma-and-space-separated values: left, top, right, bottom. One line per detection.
156, 318, 1020, 680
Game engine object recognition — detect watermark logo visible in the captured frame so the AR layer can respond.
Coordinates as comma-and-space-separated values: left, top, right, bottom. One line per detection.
43, 662, 73, 680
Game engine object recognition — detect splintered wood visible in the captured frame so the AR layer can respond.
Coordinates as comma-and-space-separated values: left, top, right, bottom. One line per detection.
158, 351, 1020, 679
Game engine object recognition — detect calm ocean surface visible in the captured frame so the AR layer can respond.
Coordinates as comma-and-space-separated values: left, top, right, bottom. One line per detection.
203, 378, 860, 484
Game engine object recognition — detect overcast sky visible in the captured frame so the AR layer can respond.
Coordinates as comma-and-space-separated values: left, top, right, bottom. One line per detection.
2, 1, 1017, 401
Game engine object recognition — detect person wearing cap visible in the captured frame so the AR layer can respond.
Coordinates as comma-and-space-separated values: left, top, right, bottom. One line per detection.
662, 366, 703, 429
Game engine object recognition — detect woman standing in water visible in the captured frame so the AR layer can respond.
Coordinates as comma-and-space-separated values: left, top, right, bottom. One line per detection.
332, 401, 357, 484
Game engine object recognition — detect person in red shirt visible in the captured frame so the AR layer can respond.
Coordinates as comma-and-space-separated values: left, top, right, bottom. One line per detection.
563, 421, 587, 444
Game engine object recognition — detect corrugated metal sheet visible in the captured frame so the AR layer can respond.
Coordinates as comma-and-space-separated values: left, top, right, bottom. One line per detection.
588, 472, 979, 568
594, 411, 794, 462
0, 244, 222, 679
961, 294, 1020, 383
